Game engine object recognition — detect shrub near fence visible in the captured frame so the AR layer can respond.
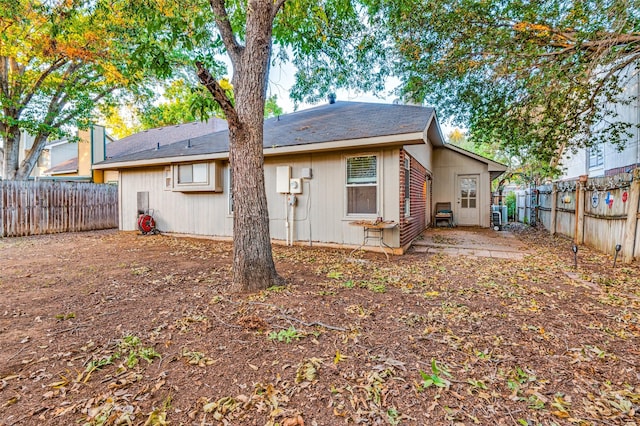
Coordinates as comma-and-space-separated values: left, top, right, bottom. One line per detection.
0, 181, 118, 237
537, 170, 640, 263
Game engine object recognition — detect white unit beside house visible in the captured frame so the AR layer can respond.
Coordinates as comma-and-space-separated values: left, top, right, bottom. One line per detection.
93, 101, 506, 253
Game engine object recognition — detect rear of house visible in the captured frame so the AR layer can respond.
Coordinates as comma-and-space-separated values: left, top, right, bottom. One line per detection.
94, 101, 505, 253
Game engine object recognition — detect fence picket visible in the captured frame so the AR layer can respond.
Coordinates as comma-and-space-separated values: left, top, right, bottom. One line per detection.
0, 181, 118, 237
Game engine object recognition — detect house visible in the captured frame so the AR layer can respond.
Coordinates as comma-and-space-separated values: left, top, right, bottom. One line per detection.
96, 119, 229, 184
93, 101, 506, 253
42, 119, 229, 183
42, 126, 112, 180
560, 64, 640, 180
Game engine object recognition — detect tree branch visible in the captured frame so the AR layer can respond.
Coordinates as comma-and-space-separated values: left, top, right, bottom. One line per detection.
19, 57, 68, 112
208, 0, 243, 64
195, 61, 240, 129
273, 0, 287, 19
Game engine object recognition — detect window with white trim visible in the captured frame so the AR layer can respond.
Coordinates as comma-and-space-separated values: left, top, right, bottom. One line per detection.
170, 161, 223, 192
177, 163, 208, 184
346, 155, 378, 215
588, 143, 604, 169
164, 166, 172, 190
404, 157, 410, 217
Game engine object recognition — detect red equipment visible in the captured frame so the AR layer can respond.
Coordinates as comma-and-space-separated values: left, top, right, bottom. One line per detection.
137, 212, 158, 235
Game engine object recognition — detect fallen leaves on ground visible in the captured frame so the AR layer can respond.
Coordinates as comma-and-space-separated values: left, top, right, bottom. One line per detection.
0, 226, 639, 425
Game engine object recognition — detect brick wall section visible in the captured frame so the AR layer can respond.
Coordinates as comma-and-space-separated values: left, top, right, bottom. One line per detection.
605, 163, 638, 176
399, 150, 427, 247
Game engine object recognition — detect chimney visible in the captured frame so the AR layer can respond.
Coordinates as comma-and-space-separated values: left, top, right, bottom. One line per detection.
328, 93, 336, 104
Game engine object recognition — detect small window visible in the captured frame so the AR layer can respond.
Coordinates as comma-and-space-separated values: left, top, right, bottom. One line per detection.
346, 155, 378, 215
178, 163, 208, 184
588, 144, 604, 169
404, 157, 410, 217
164, 166, 172, 190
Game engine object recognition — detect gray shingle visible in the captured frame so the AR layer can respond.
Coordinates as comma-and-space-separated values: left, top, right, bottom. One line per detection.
96, 102, 436, 165
105, 118, 228, 158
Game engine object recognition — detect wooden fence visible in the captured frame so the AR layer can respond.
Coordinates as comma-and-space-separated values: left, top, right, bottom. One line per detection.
537, 169, 640, 263
0, 181, 118, 237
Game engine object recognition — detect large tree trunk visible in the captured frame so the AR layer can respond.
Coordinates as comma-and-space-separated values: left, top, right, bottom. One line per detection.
1, 125, 22, 180
16, 133, 48, 180
227, 0, 282, 292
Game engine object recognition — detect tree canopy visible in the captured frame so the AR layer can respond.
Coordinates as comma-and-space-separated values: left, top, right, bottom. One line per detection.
374, 0, 640, 170
103, 78, 285, 138
0, 0, 149, 179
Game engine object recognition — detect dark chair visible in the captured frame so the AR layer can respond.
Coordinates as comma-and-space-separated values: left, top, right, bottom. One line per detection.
434, 202, 454, 227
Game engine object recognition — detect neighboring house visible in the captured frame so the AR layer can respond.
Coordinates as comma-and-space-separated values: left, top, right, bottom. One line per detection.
93, 101, 506, 253
0, 126, 112, 180
560, 65, 640, 179
43, 126, 112, 180
36, 119, 228, 182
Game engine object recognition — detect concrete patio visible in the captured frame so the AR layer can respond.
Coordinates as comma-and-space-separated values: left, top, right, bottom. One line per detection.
412, 226, 532, 260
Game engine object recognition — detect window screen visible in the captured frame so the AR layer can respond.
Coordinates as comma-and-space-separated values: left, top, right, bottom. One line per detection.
346, 155, 377, 215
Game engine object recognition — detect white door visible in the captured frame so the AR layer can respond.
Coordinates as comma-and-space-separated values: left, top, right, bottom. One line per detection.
456, 175, 479, 226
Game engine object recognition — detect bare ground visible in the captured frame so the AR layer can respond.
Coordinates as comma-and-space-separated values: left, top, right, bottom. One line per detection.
0, 226, 639, 426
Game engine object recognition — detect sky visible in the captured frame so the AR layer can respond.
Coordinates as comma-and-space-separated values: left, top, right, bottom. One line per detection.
266, 61, 402, 114
265, 61, 456, 139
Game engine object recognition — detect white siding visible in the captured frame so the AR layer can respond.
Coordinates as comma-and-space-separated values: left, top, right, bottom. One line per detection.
561, 65, 640, 179
404, 143, 433, 173
50, 143, 78, 167
432, 148, 492, 227
119, 148, 403, 247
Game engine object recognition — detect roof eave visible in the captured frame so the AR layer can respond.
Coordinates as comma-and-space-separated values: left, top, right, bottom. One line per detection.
46, 168, 79, 175
93, 132, 425, 170
442, 144, 508, 171
424, 111, 446, 147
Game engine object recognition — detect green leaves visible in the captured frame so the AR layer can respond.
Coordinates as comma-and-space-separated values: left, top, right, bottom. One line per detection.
419, 359, 452, 389
268, 326, 303, 343
380, 0, 640, 173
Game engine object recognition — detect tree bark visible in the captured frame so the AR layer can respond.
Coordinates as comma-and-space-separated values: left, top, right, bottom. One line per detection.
201, 0, 283, 292
1, 125, 22, 180
16, 133, 49, 180
229, 0, 283, 293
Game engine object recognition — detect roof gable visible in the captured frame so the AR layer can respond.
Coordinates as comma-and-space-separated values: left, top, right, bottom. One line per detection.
442, 144, 507, 180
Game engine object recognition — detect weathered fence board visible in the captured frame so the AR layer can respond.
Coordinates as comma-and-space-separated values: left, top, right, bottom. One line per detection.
0, 181, 118, 237
537, 171, 640, 263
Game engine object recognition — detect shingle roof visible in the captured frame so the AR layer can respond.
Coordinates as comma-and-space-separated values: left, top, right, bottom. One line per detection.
95, 101, 438, 166
45, 157, 78, 174
105, 118, 228, 159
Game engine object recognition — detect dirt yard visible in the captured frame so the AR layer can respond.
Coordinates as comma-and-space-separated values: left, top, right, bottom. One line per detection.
0, 227, 639, 425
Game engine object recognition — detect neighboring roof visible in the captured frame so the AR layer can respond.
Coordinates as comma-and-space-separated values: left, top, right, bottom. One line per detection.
105, 118, 228, 159
94, 102, 443, 169
44, 157, 78, 175
442, 143, 507, 181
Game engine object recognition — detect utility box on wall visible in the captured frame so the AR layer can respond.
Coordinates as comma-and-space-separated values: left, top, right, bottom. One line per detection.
301, 168, 313, 179
289, 178, 302, 194
276, 166, 291, 193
